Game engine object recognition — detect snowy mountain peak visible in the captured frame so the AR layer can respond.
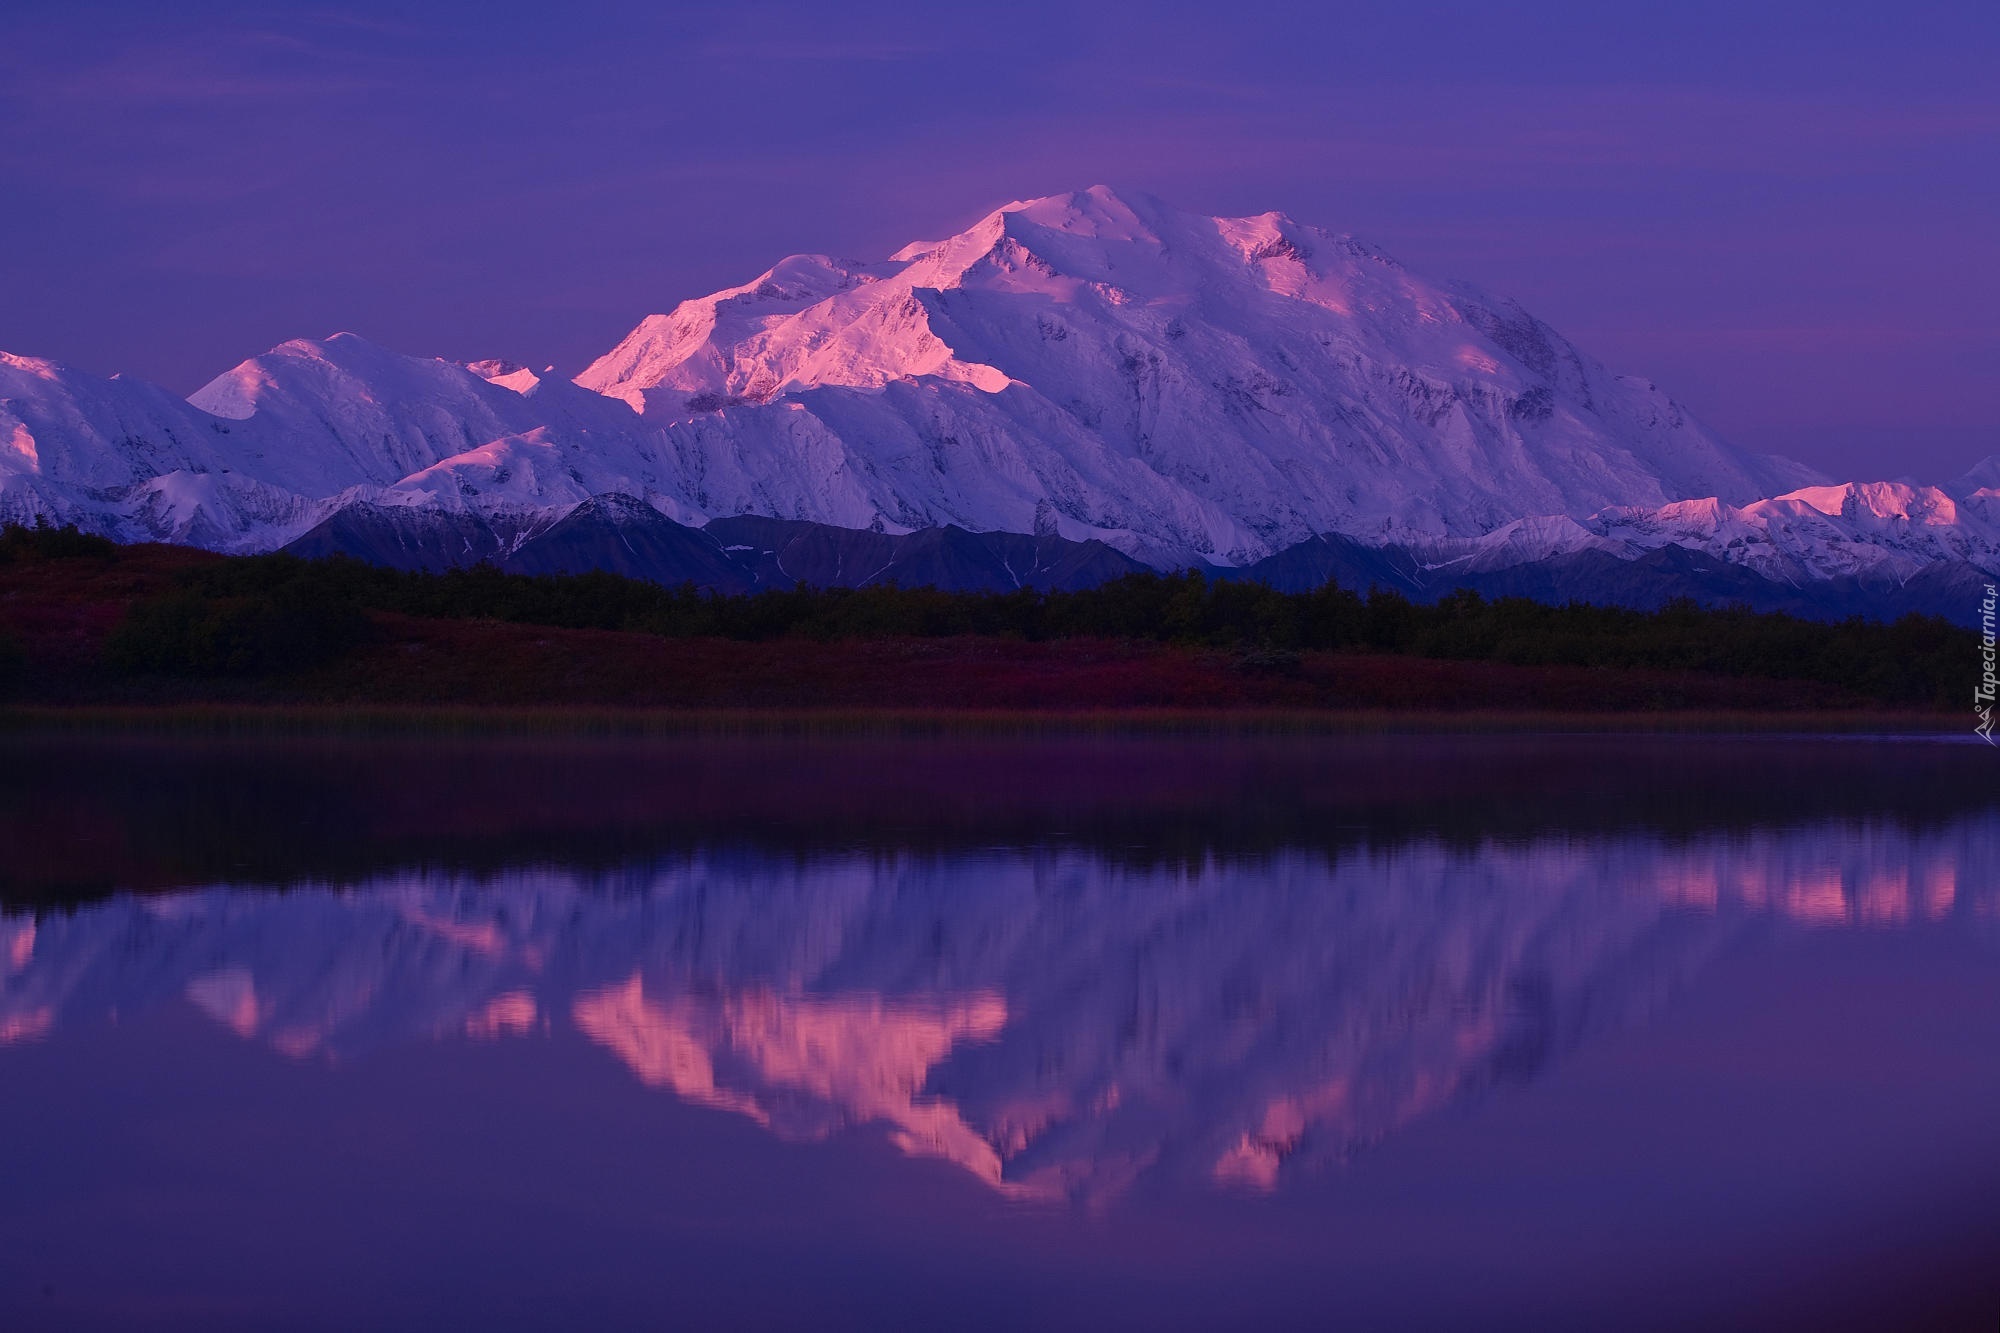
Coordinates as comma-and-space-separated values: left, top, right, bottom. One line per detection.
179, 334, 586, 496
192, 331, 474, 418
576, 253, 893, 410
1, 350, 65, 379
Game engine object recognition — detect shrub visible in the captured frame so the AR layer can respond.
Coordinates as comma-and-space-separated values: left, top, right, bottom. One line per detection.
104, 589, 371, 677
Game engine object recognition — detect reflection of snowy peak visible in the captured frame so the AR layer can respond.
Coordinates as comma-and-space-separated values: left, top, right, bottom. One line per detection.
5, 822, 1989, 1201
3, 186, 1993, 598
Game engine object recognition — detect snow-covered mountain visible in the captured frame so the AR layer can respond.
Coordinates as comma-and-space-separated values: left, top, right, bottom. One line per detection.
574, 186, 1816, 561
5, 819, 1989, 1200
1, 185, 1993, 604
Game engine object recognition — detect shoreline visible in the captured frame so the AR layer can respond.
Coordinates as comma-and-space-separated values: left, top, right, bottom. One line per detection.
0, 703, 1968, 739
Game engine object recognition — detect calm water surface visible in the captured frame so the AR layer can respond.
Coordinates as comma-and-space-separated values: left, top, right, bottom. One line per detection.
1, 733, 1996, 1330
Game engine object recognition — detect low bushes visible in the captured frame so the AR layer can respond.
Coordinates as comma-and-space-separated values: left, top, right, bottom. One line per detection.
104, 588, 371, 677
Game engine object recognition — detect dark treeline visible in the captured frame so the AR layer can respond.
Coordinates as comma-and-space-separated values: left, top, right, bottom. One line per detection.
6, 519, 1951, 705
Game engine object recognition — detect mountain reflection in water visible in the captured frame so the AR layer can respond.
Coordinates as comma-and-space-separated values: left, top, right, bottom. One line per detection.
7, 802, 1993, 1204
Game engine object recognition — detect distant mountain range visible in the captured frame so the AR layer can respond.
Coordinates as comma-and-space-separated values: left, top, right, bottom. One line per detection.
3, 187, 1995, 619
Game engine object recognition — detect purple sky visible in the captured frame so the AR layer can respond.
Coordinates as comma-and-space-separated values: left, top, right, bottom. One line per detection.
2, 0, 1995, 481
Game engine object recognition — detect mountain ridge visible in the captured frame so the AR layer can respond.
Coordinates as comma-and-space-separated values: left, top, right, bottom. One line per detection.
3, 186, 1994, 613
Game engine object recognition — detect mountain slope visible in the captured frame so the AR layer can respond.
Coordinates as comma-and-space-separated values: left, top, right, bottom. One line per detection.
283, 501, 528, 571
501, 493, 756, 591
703, 514, 1150, 592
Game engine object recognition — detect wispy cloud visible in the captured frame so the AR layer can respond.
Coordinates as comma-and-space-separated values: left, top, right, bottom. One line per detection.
1, 24, 391, 110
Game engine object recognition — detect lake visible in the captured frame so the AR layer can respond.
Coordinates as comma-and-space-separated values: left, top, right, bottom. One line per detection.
2, 731, 1996, 1330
